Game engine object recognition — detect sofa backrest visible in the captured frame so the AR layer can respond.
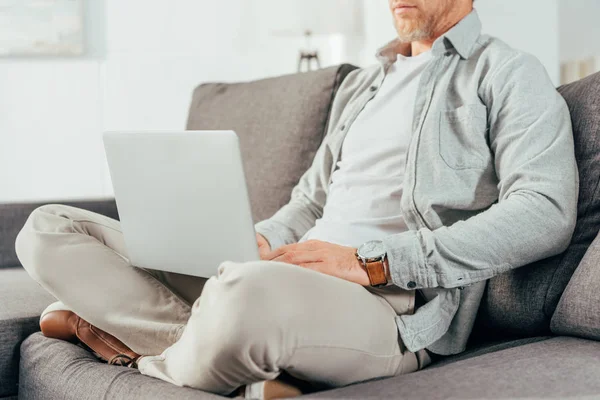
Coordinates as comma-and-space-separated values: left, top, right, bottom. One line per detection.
551, 229, 600, 340
475, 71, 600, 339
186, 64, 358, 223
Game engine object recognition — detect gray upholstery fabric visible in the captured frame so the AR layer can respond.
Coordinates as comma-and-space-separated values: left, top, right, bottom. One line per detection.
476, 71, 600, 338
552, 230, 600, 340
302, 337, 600, 399
20, 333, 226, 400
0, 269, 54, 398
186, 65, 358, 223
22, 333, 595, 400
0, 200, 119, 269
430, 336, 551, 369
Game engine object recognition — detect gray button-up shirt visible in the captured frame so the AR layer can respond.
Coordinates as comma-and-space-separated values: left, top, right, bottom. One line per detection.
255, 10, 578, 355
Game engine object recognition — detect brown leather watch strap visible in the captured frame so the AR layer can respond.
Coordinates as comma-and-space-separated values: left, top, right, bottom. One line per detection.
364, 259, 388, 287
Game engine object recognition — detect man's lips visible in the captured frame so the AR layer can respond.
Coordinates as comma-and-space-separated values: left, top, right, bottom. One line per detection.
393, 4, 418, 14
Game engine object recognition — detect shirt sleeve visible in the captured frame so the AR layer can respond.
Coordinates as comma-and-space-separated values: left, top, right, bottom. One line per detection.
385, 52, 579, 290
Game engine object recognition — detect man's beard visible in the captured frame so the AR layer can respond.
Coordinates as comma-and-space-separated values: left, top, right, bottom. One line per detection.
394, 15, 434, 42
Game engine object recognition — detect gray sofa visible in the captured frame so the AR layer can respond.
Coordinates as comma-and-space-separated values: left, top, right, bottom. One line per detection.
2, 65, 600, 400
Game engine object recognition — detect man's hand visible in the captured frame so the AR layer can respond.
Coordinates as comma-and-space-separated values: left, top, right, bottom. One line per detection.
256, 233, 272, 260
264, 240, 370, 286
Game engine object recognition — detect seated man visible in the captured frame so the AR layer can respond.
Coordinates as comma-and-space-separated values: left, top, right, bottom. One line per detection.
16, 0, 578, 398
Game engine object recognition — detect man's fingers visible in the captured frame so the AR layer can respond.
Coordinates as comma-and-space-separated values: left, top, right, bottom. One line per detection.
258, 246, 271, 260
264, 244, 295, 261
264, 241, 324, 261
272, 251, 324, 265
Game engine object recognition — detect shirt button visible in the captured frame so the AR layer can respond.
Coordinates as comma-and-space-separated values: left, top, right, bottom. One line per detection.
340, 124, 346, 131
407, 281, 417, 289
445, 50, 452, 56
369, 85, 378, 92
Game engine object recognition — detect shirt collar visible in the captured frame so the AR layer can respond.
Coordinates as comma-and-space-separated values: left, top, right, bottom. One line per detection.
375, 9, 482, 65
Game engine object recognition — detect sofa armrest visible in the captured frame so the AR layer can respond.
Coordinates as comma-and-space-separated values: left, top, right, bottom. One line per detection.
0, 199, 119, 269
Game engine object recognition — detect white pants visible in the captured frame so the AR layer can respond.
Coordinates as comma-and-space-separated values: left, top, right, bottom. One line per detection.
16, 205, 430, 395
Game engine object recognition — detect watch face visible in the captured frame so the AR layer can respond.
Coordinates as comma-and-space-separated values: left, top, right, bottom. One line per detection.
358, 240, 385, 260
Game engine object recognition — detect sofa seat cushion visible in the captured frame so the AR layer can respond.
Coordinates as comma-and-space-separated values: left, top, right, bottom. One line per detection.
20, 333, 228, 400
186, 65, 357, 223
430, 336, 551, 368
21, 334, 600, 400
0, 268, 54, 398
302, 337, 600, 399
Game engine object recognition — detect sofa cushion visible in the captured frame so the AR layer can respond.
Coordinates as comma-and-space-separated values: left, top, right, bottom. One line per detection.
0, 200, 119, 269
430, 336, 551, 369
22, 333, 590, 400
302, 337, 600, 399
476, 71, 600, 338
186, 65, 358, 223
20, 333, 226, 400
551, 230, 600, 340
0, 268, 54, 398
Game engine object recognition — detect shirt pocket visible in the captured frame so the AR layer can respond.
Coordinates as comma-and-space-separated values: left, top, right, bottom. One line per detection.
439, 104, 488, 170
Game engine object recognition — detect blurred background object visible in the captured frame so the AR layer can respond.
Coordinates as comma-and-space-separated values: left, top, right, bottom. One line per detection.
267, 0, 364, 72
561, 57, 600, 85
0, 0, 84, 56
559, 0, 600, 84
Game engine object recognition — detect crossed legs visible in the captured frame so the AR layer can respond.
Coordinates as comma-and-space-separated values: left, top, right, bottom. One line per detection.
16, 205, 428, 395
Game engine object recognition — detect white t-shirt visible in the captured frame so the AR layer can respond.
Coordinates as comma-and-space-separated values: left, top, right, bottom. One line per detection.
301, 51, 433, 248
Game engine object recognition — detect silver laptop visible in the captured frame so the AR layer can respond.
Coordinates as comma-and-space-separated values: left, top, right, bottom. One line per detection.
103, 131, 259, 277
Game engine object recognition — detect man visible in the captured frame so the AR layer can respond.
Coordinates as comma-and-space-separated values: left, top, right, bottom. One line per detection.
16, 0, 578, 398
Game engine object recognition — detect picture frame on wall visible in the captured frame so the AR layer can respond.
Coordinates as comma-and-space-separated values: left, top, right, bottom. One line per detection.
0, 0, 84, 56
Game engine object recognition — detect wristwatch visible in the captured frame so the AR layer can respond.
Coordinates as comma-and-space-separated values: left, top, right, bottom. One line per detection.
356, 240, 390, 287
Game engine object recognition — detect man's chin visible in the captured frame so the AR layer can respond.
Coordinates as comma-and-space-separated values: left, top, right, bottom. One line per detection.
395, 30, 431, 43
393, 20, 432, 42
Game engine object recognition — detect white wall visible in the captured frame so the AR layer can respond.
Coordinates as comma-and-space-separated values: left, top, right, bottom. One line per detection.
477, 0, 560, 85
361, 0, 561, 84
0, 0, 342, 203
0, 0, 106, 203
361, 2, 396, 64
0, 1, 574, 202
559, 0, 600, 62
